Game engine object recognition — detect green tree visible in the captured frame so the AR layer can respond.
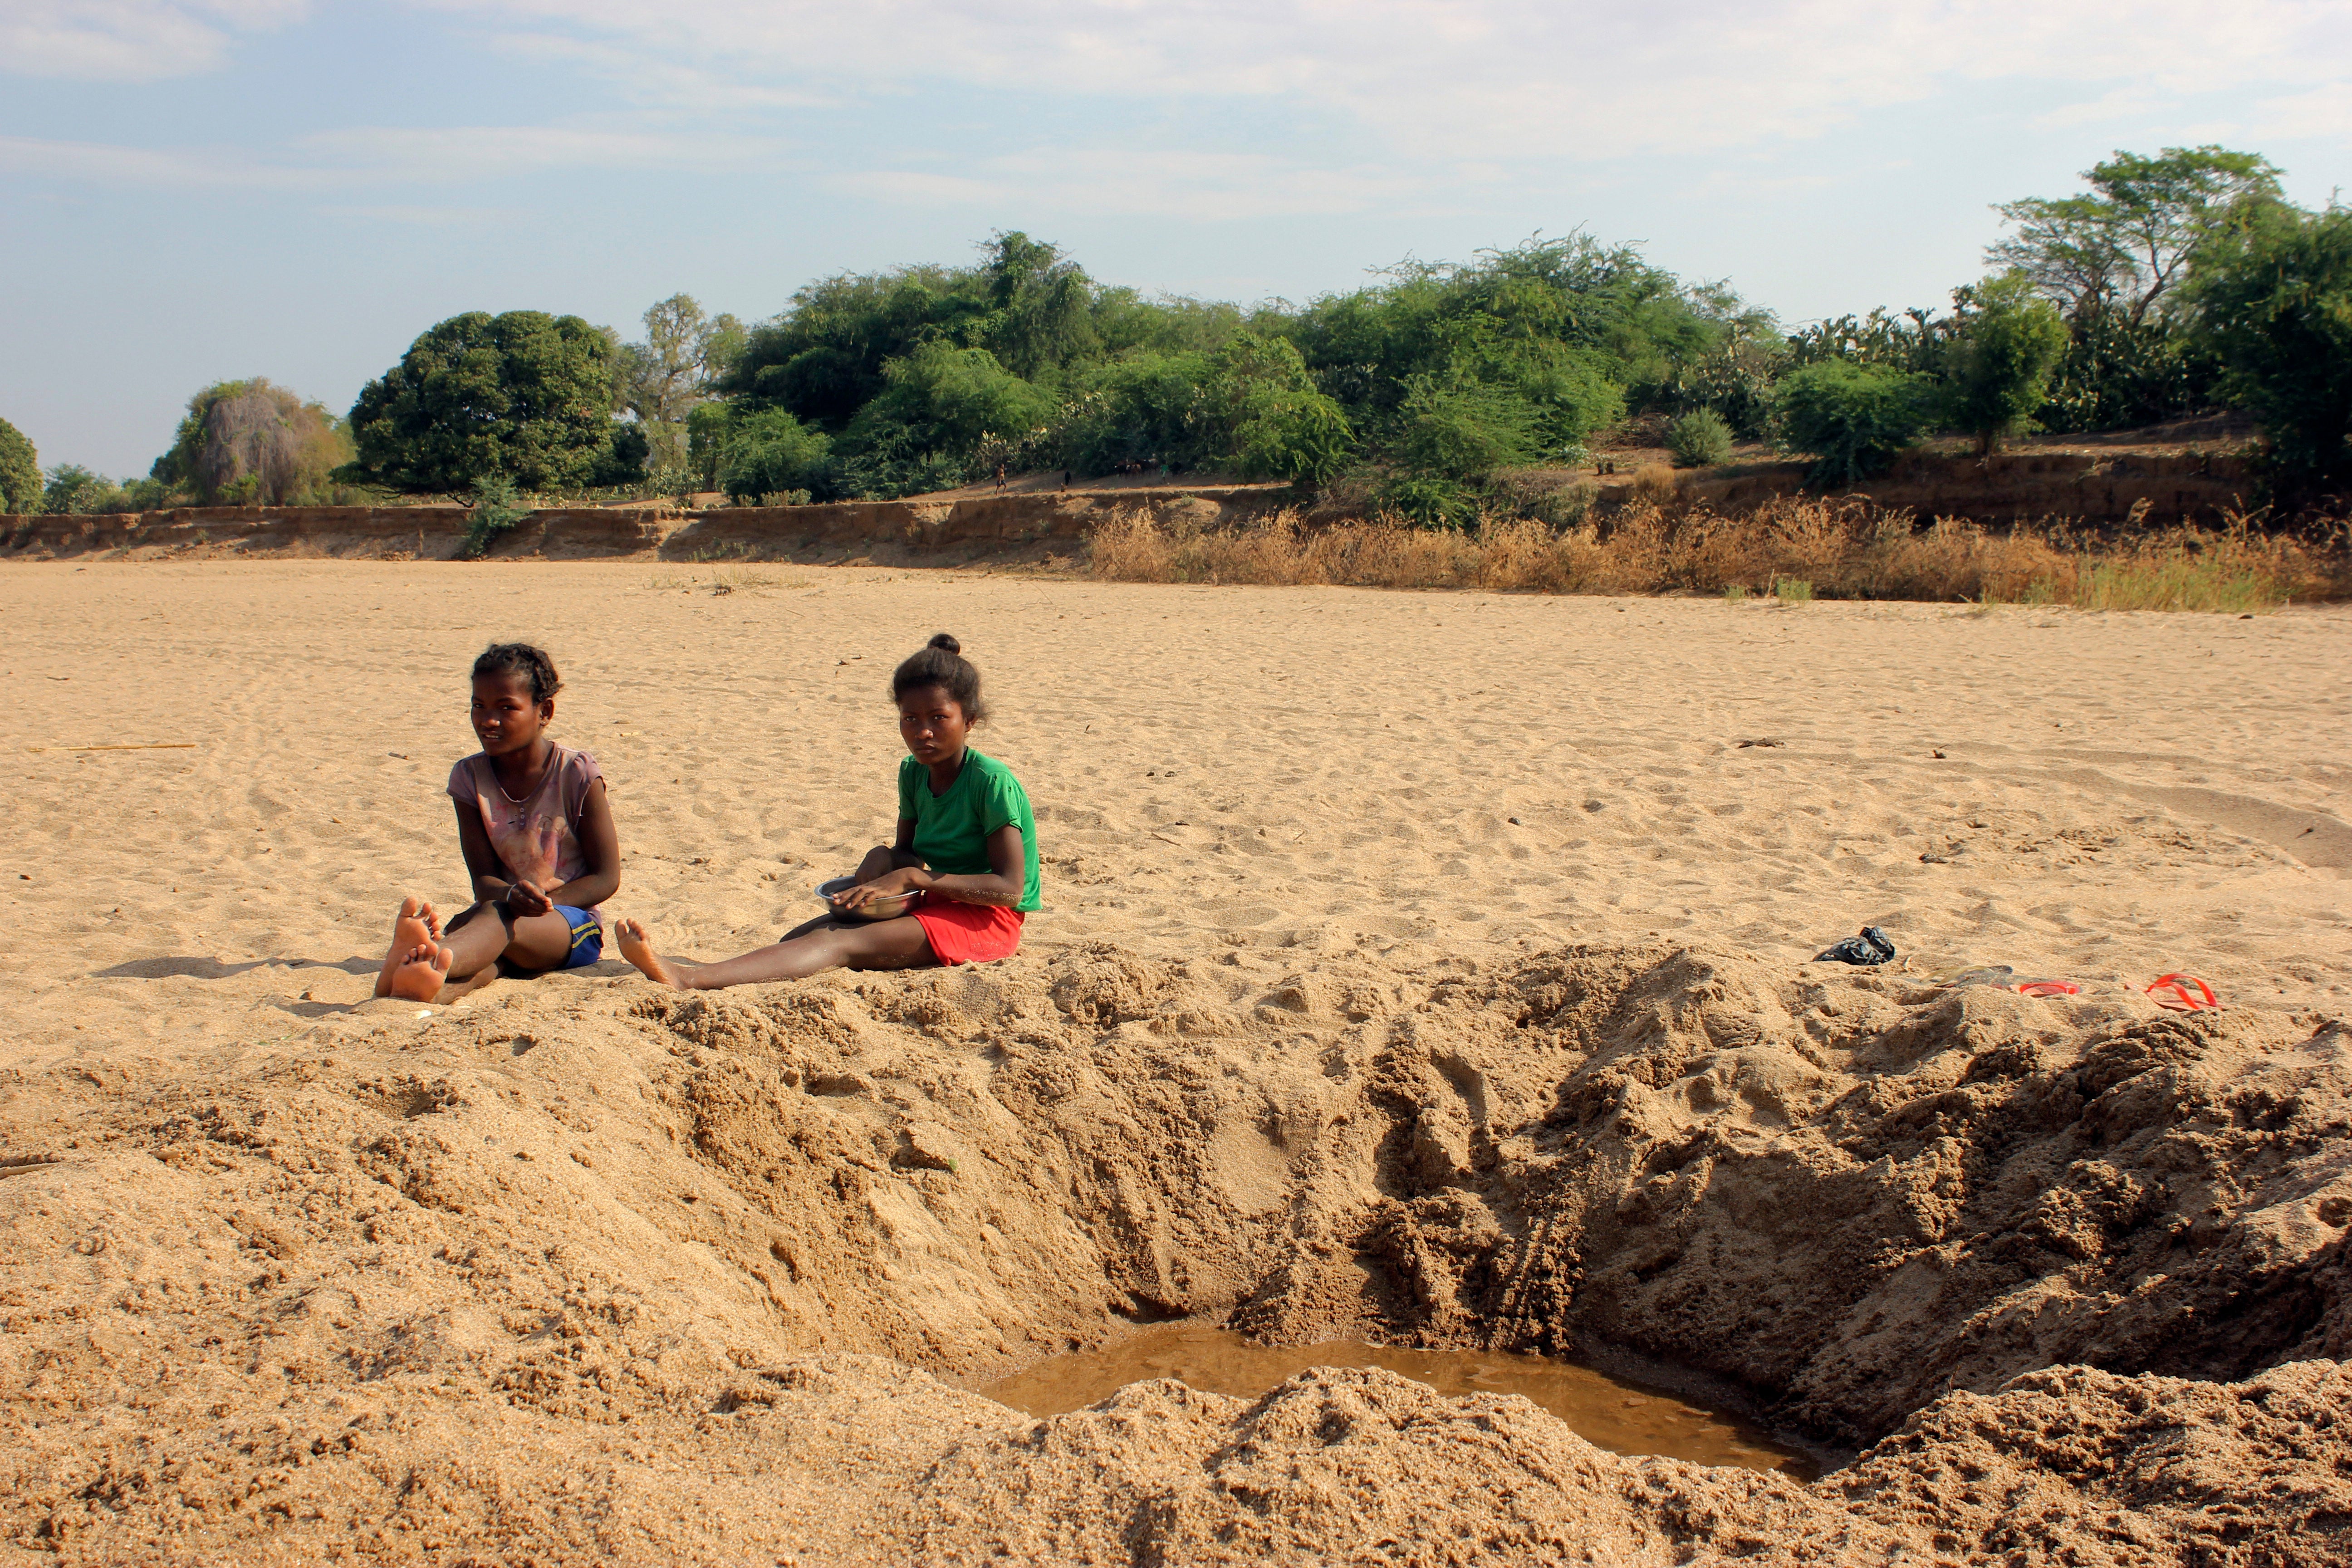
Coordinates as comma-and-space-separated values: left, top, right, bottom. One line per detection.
1992, 146, 2283, 327
40, 465, 110, 513
1287, 235, 1690, 446
151, 378, 353, 504
720, 265, 987, 430
343, 311, 643, 493
1057, 351, 1215, 475
0, 417, 37, 512
714, 408, 833, 502
617, 294, 748, 471
1985, 146, 2282, 433
1389, 378, 1539, 484
1769, 362, 1936, 487
685, 401, 740, 488
38, 466, 166, 514
975, 230, 1099, 380
1231, 392, 1352, 486
2186, 205, 2352, 506
830, 343, 1054, 499
1942, 275, 2071, 454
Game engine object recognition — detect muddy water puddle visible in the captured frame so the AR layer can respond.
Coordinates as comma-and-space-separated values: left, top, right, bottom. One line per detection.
979, 1323, 1816, 1478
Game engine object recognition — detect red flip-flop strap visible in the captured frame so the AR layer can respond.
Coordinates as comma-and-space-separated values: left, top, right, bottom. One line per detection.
2147, 973, 2218, 1009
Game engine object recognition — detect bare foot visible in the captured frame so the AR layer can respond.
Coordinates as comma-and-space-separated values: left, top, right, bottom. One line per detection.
385, 941, 452, 1003
614, 917, 687, 989
375, 897, 442, 998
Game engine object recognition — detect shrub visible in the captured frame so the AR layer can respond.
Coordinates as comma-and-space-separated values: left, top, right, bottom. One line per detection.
830, 343, 1054, 498
1057, 352, 1213, 474
40, 464, 114, 513
1375, 474, 1480, 529
1943, 275, 2070, 454
1666, 409, 1734, 468
1388, 379, 1538, 484
2186, 206, 2352, 509
1769, 362, 1936, 487
461, 476, 530, 559
715, 409, 832, 503
1232, 391, 1353, 487
685, 402, 738, 488
0, 417, 37, 513
644, 465, 698, 501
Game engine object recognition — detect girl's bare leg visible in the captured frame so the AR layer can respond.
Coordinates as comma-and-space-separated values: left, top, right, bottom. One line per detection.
615, 914, 936, 991
438, 901, 577, 977
773, 846, 928, 944
382, 902, 576, 1003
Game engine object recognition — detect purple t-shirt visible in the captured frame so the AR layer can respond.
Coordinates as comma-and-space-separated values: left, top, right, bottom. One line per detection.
446, 745, 606, 917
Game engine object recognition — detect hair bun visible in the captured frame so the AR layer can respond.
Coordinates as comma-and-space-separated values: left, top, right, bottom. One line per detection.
926, 632, 961, 654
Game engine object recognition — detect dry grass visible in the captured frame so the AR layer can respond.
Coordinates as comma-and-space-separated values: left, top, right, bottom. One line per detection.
646, 565, 812, 594
1087, 498, 2351, 612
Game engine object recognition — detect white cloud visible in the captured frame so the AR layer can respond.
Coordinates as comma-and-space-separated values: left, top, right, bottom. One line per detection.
0, 123, 785, 191
6, 0, 2342, 243
836, 147, 1417, 220
410, 0, 2352, 160
297, 124, 783, 181
314, 202, 516, 224
0, 134, 320, 188
0, 0, 306, 80
2241, 84, 2352, 142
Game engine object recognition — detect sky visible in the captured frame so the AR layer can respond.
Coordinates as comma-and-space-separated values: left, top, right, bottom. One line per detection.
4, 0, 2348, 477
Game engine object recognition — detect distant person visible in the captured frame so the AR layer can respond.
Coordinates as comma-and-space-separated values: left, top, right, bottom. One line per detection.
995, 463, 1006, 491
1062, 470, 1072, 490
373, 643, 621, 1003
615, 634, 1040, 989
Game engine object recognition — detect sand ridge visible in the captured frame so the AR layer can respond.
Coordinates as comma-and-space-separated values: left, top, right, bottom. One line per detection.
2, 560, 2350, 1563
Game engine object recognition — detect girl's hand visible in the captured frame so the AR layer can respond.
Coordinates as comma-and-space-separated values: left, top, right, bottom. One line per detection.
833, 867, 931, 911
502, 879, 554, 919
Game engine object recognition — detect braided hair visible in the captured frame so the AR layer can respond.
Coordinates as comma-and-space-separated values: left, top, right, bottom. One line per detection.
890, 633, 986, 724
472, 642, 562, 703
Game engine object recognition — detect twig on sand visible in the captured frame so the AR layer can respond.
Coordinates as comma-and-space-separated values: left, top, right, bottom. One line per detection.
25, 744, 196, 753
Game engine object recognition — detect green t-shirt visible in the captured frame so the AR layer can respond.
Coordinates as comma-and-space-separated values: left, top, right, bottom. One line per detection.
897, 747, 1041, 913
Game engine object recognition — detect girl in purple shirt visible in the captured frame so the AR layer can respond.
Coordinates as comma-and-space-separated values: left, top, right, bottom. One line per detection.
375, 642, 622, 1003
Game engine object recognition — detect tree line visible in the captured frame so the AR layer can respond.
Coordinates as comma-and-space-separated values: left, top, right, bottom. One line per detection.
5, 144, 2345, 523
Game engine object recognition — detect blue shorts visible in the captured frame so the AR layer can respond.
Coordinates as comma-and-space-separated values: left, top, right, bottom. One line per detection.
551, 905, 603, 969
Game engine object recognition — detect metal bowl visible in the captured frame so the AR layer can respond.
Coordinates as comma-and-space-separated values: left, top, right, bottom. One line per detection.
815, 875, 923, 922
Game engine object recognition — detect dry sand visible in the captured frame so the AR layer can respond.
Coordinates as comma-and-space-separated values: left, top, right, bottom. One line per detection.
2, 559, 2349, 1564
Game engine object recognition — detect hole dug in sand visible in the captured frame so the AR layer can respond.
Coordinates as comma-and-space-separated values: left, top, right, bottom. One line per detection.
5, 942, 2352, 1563
979, 1322, 1818, 1477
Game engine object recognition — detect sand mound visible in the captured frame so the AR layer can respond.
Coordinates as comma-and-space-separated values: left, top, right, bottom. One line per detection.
6, 940, 2349, 1563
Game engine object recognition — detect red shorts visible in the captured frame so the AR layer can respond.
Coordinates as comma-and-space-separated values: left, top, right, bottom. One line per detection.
912, 899, 1025, 965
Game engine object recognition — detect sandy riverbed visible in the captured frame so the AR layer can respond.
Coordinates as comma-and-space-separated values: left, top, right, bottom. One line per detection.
2, 561, 2349, 1564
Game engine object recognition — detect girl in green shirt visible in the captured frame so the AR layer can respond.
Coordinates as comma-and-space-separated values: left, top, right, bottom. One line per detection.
615, 634, 1039, 988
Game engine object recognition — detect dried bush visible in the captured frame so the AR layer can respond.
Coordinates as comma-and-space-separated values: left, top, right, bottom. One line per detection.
1630, 464, 1681, 506
1087, 499, 2347, 611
